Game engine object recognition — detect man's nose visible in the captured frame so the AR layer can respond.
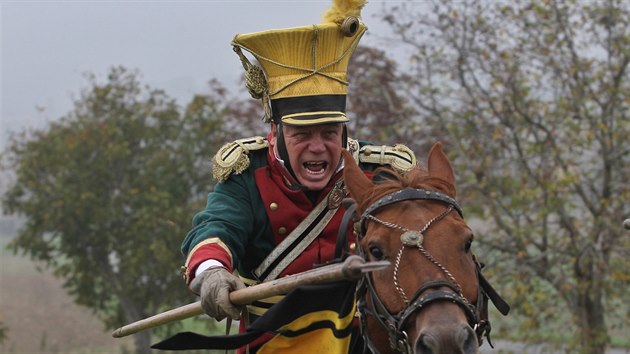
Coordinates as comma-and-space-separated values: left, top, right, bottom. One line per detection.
308, 134, 326, 152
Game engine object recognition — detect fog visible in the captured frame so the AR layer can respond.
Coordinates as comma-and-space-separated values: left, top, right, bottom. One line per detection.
1, 0, 408, 149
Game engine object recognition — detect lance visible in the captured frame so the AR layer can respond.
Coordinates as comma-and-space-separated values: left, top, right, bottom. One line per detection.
112, 255, 388, 338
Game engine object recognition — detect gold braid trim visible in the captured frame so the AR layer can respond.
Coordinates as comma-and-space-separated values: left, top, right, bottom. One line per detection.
233, 46, 272, 122
231, 28, 358, 99
358, 144, 417, 172
181, 237, 233, 284
212, 137, 269, 182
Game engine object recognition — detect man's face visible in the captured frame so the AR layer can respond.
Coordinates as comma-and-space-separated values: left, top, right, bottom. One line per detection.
273, 123, 344, 191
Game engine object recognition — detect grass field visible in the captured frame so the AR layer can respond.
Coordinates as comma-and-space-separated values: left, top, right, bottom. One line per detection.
0, 233, 136, 354
1, 216, 627, 354
0, 217, 231, 354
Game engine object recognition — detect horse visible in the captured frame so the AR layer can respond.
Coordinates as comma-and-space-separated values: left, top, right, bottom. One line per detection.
341, 142, 509, 354
150, 142, 508, 354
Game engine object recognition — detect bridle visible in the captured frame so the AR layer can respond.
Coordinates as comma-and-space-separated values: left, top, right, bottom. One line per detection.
339, 187, 509, 354
354, 188, 479, 353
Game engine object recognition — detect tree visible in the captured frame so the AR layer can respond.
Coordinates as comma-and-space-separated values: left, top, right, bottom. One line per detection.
1, 67, 239, 353
346, 46, 419, 150
0, 321, 6, 345
380, 0, 630, 352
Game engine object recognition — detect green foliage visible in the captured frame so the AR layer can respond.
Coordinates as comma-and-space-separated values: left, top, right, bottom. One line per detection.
1, 67, 238, 352
0, 321, 6, 344
382, 0, 630, 352
347, 46, 418, 149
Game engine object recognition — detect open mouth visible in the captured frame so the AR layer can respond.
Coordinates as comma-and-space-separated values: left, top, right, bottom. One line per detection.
303, 161, 328, 175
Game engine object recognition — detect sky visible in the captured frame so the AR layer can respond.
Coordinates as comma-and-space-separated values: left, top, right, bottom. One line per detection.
1, 0, 415, 150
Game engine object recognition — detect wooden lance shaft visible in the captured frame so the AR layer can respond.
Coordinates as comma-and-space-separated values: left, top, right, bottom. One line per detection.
111, 255, 388, 338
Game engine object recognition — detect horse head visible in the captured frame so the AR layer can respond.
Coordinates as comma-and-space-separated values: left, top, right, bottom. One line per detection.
343, 142, 486, 354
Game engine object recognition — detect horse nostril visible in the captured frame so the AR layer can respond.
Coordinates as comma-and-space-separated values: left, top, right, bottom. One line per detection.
459, 325, 479, 354
414, 325, 478, 354
415, 333, 437, 354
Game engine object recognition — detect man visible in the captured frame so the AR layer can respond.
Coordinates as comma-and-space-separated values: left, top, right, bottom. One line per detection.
180, 0, 416, 352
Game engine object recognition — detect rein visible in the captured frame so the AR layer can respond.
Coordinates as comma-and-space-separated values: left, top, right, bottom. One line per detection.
338, 187, 509, 353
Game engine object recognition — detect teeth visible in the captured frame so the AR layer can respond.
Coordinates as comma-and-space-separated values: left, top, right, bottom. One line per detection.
306, 169, 325, 175
304, 161, 326, 175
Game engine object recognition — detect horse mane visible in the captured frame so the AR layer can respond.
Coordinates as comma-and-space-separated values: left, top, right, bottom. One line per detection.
357, 166, 456, 213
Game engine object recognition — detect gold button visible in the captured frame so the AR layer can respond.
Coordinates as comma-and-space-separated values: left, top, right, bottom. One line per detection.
270, 202, 278, 211
180, 265, 189, 281
256, 137, 264, 144
349, 242, 356, 250
363, 147, 372, 156
278, 227, 287, 234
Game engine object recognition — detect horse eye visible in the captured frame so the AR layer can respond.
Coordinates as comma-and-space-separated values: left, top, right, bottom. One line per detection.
369, 245, 385, 260
465, 238, 473, 252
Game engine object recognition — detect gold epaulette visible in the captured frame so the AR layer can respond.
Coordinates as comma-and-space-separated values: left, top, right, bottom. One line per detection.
212, 136, 269, 182
357, 143, 417, 172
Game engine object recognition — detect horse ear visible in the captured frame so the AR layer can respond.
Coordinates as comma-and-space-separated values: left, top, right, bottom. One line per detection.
342, 149, 372, 204
427, 142, 456, 195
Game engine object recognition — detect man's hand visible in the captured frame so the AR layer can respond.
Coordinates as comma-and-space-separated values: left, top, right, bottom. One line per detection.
190, 267, 246, 320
